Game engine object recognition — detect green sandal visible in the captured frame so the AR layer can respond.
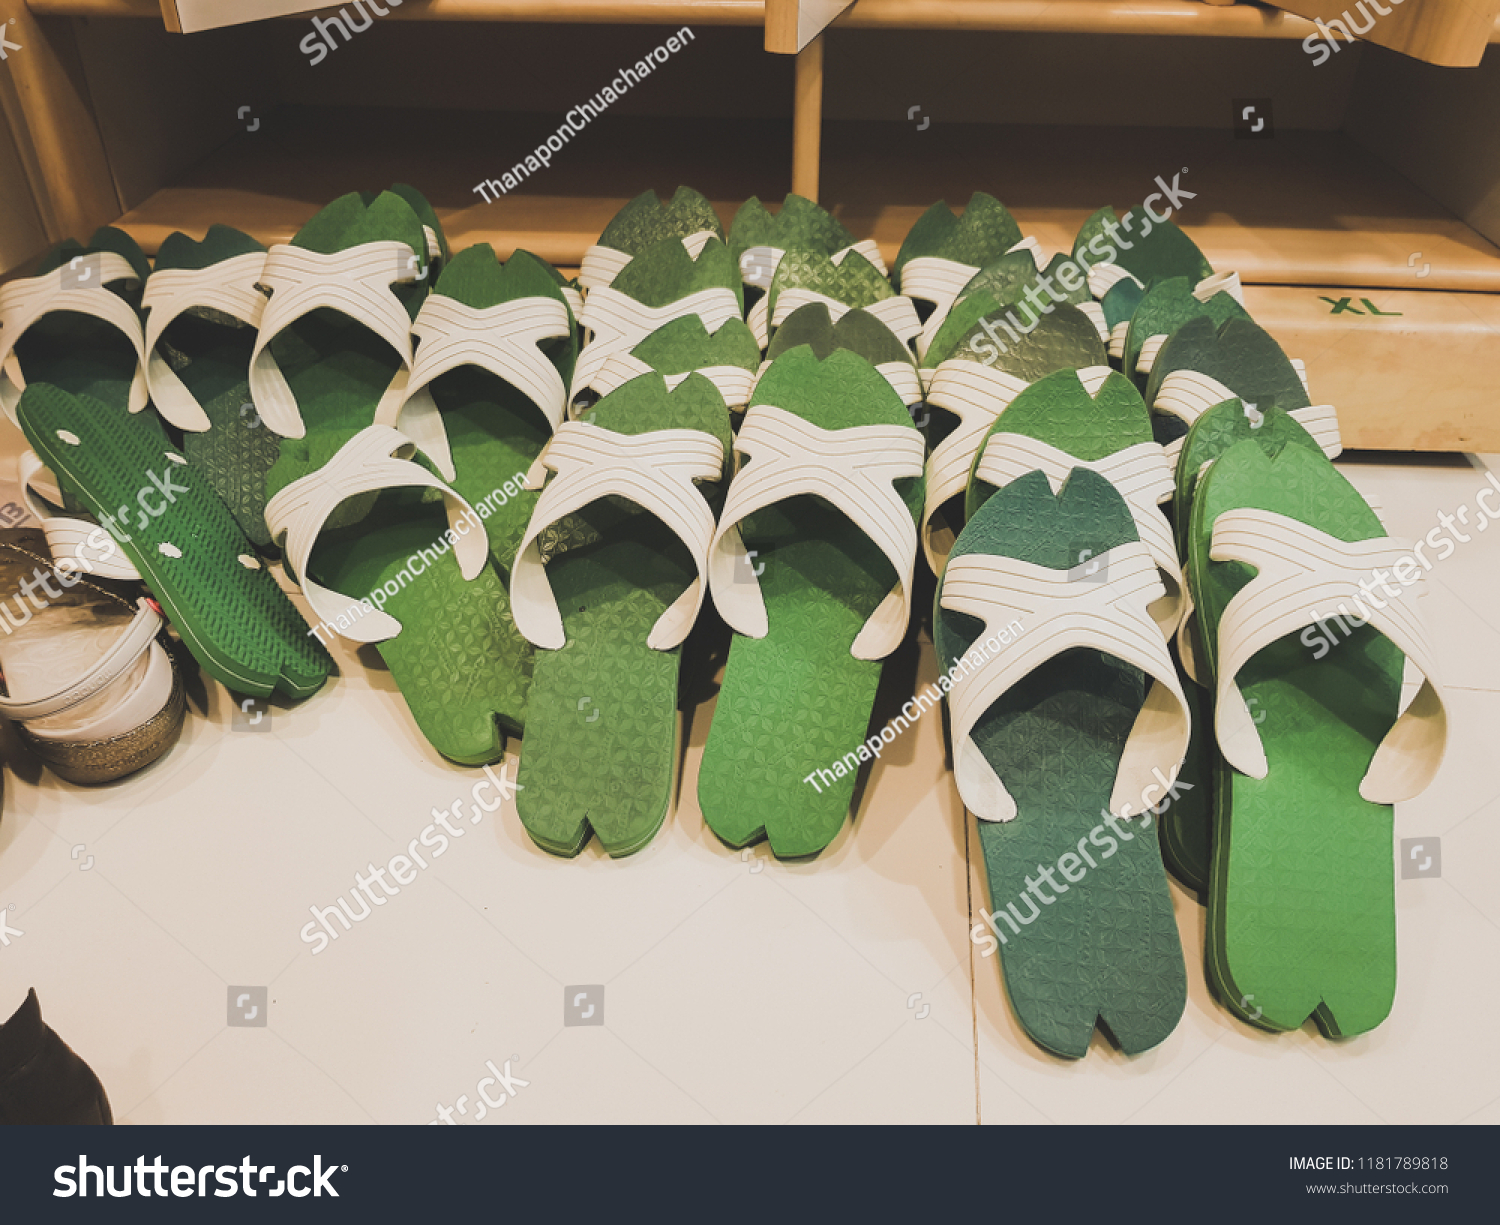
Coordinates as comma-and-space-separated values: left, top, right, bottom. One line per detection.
920, 301, 1107, 575
939, 467, 1190, 1057
1, 231, 331, 699
698, 348, 925, 857
266, 424, 514, 763
142, 224, 278, 547
571, 237, 743, 410
1187, 439, 1447, 1036
253, 188, 446, 497
510, 373, 732, 857
578, 187, 724, 293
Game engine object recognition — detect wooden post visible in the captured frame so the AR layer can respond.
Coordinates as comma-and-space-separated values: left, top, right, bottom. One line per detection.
0, 10, 120, 244
792, 31, 824, 201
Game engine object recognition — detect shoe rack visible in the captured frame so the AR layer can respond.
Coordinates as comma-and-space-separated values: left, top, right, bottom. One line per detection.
2, 1, 1498, 449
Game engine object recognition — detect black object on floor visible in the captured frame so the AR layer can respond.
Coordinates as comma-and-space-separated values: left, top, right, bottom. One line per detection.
0, 989, 112, 1124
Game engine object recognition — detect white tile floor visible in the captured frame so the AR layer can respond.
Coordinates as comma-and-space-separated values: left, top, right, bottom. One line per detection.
1, 431, 1497, 1125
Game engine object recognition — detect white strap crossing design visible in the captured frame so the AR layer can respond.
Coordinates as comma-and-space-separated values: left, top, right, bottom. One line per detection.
572, 285, 742, 406
398, 294, 573, 479
264, 425, 487, 644
940, 543, 1190, 822
1077, 300, 1109, 344
590, 351, 755, 408
1155, 369, 1342, 462
1208, 507, 1447, 803
1088, 261, 1142, 300
974, 433, 1182, 636
17, 450, 142, 582
577, 231, 718, 292
0, 596, 163, 723
512, 422, 725, 652
1195, 269, 1244, 306
709, 404, 923, 661
841, 239, 888, 277
560, 285, 584, 320
142, 251, 269, 432
250, 241, 425, 440
920, 360, 1033, 574
0, 253, 150, 424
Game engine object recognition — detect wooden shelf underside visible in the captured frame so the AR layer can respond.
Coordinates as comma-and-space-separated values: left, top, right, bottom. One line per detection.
40, 0, 1500, 41
114, 112, 1500, 295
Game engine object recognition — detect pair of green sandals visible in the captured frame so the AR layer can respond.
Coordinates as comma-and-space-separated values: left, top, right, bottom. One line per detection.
926, 215, 1445, 1056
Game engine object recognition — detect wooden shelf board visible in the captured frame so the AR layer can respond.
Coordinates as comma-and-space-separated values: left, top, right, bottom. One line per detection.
30, 0, 764, 24
837, 0, 1317, 39
1245, 284, 1500, 451
113, 110, 792, 264
33, 0, 1500, 40
820, 121, 1500, 293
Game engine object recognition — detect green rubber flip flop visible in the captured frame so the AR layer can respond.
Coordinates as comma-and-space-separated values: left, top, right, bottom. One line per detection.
143, 224, 279, 548
698, 348, 925, 857
1163, 398, 1328, 898
1144, 315, 1341, 466
920, 300, 1107, 576
759, 302, 924, 411
730, 194, 886, 338
0, 229, 331, 699
1187, 439, 1447, 1036
381, 243, 583, 736
1072, 206, 1216, 300
266, 423, 518, 763
588, 315, 761, 413
938, 467, 1190, 1057
572, 236, 744, 409
755, 248, 918, 353
579, 187, 724, 292
19, 384, 333, 700
509, 373, 732, 857
1122, 275, 1251, 397
255, 188, 445, 502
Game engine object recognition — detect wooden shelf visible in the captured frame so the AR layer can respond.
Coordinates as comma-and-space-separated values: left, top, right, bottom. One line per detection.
819, 121, 1500, 293
113, 109, 1500, 293
837, 0, 1315, 39
113, 109, 792, 265
28, 0, 764, 24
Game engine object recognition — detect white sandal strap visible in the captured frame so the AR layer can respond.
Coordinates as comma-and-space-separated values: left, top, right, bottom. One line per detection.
578, 231, 718, 293
17, 451, 142, 581
940, 543, 1190, 822
1088, 261, 1142, 300
398, 294, 573, 479
0, 253, 149, 425
249, 241, 424, 440
264, 424, 487, 644
142, 251, 268, 432
572, 285, 742, 406
974, 432, 1182, 636
590, 351, 755, 409
709, 404, 923, 660
764, 290, 920, 350
1208, 507, 1447, 803
0, 597, 161, 723
903, 255, 980, 354
1076, 300, 1109, 345
920, 360, 1034, 574
1195, 269, 1244, 306
1155, 370, 1342, 462
512, 421, 725, 651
